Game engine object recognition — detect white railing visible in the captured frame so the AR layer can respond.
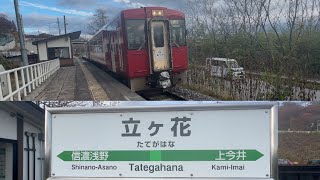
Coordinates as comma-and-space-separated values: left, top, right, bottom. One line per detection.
0, 59, 60, 101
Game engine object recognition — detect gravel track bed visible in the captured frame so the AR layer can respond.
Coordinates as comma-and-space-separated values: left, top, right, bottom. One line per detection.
169, 86, 217, 101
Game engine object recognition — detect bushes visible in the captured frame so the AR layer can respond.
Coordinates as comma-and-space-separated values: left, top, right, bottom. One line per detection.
188, 31, 320, 79
0, 55, 19, 70
279, 133, 320, 164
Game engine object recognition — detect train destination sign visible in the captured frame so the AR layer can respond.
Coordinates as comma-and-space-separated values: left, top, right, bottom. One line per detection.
46, 103, 277, 179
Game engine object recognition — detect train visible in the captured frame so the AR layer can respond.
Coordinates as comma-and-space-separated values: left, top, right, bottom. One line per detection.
83, 7, 188, 91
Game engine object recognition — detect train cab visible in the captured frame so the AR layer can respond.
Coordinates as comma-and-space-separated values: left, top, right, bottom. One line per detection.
86, 7, 188, 91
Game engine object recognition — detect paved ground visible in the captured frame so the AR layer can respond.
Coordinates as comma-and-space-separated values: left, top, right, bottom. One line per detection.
28, 57, 144, 101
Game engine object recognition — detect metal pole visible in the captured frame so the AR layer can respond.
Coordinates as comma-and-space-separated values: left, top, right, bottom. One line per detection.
64, 15, 67, 34
14, 0, 29, 66
57, 17, 61, 35
317, 120, 320, 132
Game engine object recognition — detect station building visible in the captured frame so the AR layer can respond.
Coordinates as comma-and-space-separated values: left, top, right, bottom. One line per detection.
32, 31, 81, 67
0, 102, 44, 180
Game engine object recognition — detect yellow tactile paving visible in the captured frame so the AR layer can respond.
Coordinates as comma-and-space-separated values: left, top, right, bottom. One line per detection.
77, 58, 110, 101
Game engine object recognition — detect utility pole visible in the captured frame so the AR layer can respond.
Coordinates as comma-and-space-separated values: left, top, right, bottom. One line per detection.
57, 17, 61, 35
64, 15, 67, 34
13, 0, 29, 66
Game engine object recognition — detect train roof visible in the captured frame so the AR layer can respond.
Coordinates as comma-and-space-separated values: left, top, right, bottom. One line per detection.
32, 31, 81, 45
88, 7, 185, 42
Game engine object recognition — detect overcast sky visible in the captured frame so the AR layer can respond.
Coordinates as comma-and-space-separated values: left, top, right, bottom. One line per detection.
0, 0, 188, 35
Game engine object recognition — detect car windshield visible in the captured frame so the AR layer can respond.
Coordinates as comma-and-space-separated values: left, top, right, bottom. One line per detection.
226, 61, 240, 68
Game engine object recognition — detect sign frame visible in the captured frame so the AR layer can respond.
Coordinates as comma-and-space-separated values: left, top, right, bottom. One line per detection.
45, 102, 278, 180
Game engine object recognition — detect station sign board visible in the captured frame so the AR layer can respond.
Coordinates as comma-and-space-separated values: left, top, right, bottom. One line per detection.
45, 103, 278, 179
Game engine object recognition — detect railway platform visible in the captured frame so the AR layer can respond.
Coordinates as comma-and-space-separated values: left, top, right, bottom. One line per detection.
24, 57, 145, 101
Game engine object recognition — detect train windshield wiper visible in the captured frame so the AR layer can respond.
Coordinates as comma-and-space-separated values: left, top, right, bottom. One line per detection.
172, 41, 180, 48
137, 40, 146, 51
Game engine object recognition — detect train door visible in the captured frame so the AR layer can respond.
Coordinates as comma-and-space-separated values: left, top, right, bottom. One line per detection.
111, 32, 117, 72
117, 29, 124, 72
106, 32, 112, 70
114, 31, 120, 73
150, 21, 171, 72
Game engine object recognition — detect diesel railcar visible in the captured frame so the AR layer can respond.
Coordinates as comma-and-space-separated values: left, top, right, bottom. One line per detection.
84, 7, 188, 91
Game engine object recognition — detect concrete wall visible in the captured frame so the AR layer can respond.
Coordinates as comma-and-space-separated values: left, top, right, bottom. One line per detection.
47, 36, 72, 58
38, 43, 47, 61
25, 41, 38, 54
0, 65, 9, 97
0, 109, 17, 140
47, 36, 70, 49
0, 109, 15, 180
23, 122, 43, 180
0, 40, 15, 51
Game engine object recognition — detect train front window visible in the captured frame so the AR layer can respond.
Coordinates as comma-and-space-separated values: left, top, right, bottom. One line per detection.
126, 20, 146, 50
153, 24, 165, 48
170, 20, 186, 46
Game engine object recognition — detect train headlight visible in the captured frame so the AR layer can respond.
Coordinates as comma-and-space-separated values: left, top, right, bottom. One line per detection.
152, 10, 164, 17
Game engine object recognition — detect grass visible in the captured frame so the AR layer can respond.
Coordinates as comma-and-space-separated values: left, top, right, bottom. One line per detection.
279, 132, 320, 164
0, 55, 19, 70
180, 83, 234, 100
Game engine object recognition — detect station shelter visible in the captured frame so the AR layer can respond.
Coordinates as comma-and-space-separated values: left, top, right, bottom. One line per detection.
32, 31, 81, 67
0, 102, 44, 180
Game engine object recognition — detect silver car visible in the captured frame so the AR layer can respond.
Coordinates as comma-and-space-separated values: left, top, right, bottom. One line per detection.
206, 57, 245, 79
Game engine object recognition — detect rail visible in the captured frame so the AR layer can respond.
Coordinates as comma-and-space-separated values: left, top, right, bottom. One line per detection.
0, 59, 60, 101
138, 90, 187, 101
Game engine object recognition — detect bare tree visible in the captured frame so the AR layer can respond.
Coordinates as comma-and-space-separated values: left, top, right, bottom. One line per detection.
186, 0, 320, 76
88, 8, 109, 35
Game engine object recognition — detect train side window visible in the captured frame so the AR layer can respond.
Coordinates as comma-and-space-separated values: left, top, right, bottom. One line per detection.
126, 20, 146, 50
170, 20, 186, 47
107, 33, 111, 53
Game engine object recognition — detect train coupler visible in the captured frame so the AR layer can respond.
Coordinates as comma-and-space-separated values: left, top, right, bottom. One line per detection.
158, 71, 172, 89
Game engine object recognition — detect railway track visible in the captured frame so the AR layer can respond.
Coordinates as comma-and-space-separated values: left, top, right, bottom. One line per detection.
83, 58, 190, 101
137, 89, 187, 101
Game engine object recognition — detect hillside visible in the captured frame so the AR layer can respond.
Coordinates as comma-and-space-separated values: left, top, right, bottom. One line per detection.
0, 55, 19, 69
279, 133, 320, 164
279, 102, 320, 131
0, 15, 16, 33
